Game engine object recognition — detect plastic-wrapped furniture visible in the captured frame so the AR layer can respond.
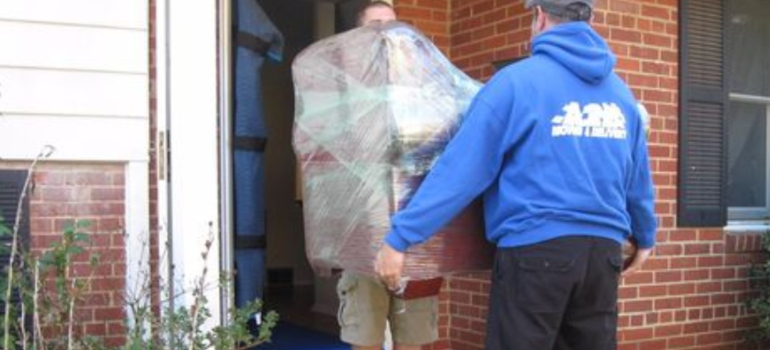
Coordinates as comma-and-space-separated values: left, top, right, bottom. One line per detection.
293, 22, 493, 280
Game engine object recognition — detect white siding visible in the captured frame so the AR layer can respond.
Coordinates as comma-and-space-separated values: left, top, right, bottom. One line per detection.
0, 114, 147, 161
0, 0, 146, 29
0, 0, 148, 162
0, 0, 151, 325
0, 69, 147, 119
0, 21, 147, 73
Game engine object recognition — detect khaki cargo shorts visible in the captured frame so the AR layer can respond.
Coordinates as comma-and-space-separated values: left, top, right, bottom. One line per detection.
337, 272, 439, 346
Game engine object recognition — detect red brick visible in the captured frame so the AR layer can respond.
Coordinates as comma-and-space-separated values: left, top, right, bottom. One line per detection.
655, 270, 682, 283
471, 293, 488, 306
416, 0, 446, 9
668, 283, 696, 296
639, 285, 666, 297
91, 188, 124, 201
696, 332, 722, 345
611, 28, 642, 43
710, 318, 736, 330
723, 280, 747, 292
668, 335, 696, 348
67, 172, 113, 186
683, 269, 710, 281
623, 327, 654, 341
41, 187, 73, 202
631, 46, 660, 60
624, 271, 654, 285
698, 256, 724, 268
624, 300, 654, 313
655, 297, 683, 310
725, 255, 751, 266
398, 6, 433, 20
696, 281, 722, 294
698, 229, 724, 241
450, 290, 471, 304
610, 0, 641, 15
655, 324, 683, 337
642, 61, 670, 75
655, 244, 683, 256
711, 293, 735, 305
621, 15, 636, 29
670, 257, 697, 269
684, 243, 711, 255
85, 323, 107, 336
641, 4, 670, 20
684, 295, 710, 307
684, 321, 710, 334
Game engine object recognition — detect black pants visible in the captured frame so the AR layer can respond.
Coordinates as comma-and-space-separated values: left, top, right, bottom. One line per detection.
485, 236, 622, 350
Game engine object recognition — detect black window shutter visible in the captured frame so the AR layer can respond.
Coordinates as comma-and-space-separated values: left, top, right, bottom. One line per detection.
0, 170, 30, 315
677, 0, 729, 227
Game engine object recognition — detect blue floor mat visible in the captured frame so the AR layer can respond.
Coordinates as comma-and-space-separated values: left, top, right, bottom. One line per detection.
260, 322, 350, 350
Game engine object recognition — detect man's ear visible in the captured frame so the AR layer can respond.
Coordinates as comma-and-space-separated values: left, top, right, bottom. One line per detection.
534, 6, 547, 32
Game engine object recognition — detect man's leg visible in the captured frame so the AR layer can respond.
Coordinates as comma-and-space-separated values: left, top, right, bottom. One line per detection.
485, 237, 589, 350
393, 345, 421, 350
337, 272, 389, 348
390, 294, 439, 349
553, 237, 621, 350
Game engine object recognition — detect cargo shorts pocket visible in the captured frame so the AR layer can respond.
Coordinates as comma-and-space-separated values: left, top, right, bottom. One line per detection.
337, 275, 359, 327
515, 255, 576, 313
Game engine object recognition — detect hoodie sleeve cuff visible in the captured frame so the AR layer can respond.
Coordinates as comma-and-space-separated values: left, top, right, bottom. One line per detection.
384, 232, 411, 253
633, 232, 656, 249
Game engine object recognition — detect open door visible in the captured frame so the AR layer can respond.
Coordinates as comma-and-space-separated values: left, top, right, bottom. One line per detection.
155, 0, 223, 328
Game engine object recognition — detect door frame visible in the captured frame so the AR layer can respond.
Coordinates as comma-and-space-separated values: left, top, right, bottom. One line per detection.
155, 0, 226, 328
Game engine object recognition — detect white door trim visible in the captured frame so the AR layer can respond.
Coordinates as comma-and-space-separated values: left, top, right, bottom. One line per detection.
124, 161, 150, 327
155, 0, 222, 329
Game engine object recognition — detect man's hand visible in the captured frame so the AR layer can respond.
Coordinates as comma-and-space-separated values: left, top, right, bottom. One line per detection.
622, 243, 653, 277
375, 243, 405, 291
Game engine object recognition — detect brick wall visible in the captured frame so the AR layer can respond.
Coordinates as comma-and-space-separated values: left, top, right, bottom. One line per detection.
451, 0, 530, 80
397, 0, 768, 349
0, 162, 127, 347
395, 0, 451, 56
148, 0, 162, 320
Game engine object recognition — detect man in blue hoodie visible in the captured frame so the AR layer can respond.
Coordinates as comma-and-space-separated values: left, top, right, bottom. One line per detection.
375, 0, 657, 349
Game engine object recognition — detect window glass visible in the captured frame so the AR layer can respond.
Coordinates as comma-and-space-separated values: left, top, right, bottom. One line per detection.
729, 0, 770, 96
727, 102, 766, 207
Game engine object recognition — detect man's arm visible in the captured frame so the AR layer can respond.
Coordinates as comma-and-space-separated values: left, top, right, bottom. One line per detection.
377, 95, 514, 289
622, 106, 657, 276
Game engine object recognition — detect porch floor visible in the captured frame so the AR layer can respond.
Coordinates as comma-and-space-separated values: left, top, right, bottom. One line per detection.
266, 284, 340, 336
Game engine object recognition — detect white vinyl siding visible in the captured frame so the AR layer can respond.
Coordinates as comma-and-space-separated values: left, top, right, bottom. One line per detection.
0, 0, 148, 162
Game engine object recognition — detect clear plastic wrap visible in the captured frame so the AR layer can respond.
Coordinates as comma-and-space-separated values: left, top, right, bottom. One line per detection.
292, 22, 493, 280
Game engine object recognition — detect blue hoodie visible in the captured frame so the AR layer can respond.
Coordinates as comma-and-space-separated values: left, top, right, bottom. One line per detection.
384, 22, 657, 252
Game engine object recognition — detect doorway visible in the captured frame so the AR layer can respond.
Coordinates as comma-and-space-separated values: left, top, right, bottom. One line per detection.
226, 0, 370, 346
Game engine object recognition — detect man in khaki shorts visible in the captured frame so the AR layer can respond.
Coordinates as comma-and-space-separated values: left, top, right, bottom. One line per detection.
336, 3, 439, 350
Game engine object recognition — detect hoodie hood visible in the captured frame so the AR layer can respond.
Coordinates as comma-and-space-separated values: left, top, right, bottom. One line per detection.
532, 22, 616, 84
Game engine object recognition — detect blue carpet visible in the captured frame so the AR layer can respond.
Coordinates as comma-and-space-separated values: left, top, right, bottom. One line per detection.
260, 322, 350, 350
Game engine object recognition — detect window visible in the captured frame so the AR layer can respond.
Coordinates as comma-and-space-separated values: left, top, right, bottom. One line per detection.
726, 0, 770, 222
0, 170, 29, 318
678, 0, 770, 227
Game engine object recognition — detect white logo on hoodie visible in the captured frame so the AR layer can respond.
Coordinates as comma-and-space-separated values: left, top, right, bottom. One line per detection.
551, 102, 627, 140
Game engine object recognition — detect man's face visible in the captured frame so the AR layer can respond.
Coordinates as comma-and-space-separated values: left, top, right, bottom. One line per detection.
361, 6, 397, 26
